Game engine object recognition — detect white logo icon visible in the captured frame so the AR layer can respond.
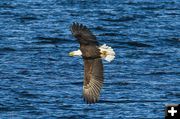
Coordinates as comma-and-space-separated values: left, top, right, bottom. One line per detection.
168, 107, 177, 116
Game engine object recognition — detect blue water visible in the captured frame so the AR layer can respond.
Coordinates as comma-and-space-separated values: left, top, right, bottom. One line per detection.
0, 0, 180, 118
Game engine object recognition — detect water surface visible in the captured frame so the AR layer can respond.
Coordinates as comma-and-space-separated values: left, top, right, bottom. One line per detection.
0, 0, 180, 118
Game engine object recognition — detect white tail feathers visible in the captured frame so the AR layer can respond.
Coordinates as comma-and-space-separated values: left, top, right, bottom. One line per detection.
99, 44, 115, 62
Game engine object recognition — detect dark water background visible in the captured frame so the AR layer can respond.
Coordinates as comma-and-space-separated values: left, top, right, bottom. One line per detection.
0, 0, 180, 118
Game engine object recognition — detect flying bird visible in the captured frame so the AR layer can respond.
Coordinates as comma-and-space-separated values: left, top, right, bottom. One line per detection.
69, 22, 115, 104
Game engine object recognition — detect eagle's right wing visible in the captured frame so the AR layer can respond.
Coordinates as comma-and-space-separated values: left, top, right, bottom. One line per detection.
83, 58, 104, 104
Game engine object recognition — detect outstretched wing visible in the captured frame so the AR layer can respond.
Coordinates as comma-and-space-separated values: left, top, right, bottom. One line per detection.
71, 22, 99, 45
83, 58, 103, 104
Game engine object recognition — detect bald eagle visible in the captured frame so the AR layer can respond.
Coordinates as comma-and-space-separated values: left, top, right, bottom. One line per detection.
69, 22, 115, 104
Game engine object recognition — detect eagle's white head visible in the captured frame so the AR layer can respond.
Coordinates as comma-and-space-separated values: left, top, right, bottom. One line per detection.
69, 44, 115, 62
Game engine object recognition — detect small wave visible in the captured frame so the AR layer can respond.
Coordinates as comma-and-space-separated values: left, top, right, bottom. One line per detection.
140, 5, 165, 10
18, 14, 39, 23
0, 47, 16, 52
101, 16, 136, 22
94, 26, 107, 31
20, 16, 38, 21
163, 37, 180, 48
124, 1, 155, 6
98, 11, 116, 16
70, 13, 80, 16
17, 69, 29, 75
34, 37, 69, 44
110, 82, 129, 86
167, 92, 180, 98
146, 71, 180, 75
98, 33, 120, 36
18, 91, 38, 98
98, 99, 166, 104
71, 81, 82, 86
0, 106, 12, 112
167, 37, 180, 43
126, 41, 152, 47
0, 4, 15, 9
0, 11, 14, 15
146, 52, 165, 56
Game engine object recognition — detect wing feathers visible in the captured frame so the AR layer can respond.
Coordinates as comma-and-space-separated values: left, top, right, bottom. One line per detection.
83, 59, 103, 104
71, 22, 99, 45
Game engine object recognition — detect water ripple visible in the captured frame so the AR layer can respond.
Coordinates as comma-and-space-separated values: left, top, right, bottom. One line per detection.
0, 0, 179, 119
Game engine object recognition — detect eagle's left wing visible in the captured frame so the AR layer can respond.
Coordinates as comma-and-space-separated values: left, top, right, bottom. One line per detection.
71, 22, 99, 45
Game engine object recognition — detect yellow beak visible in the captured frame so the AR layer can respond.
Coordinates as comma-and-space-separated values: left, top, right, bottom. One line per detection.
69, 52, 74, 56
